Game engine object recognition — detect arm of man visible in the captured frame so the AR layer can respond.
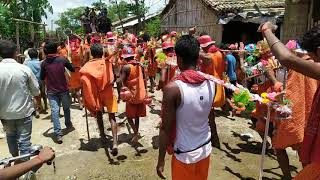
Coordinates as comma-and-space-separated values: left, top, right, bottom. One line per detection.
199, 52, 212, 66
120, 65, 130, 88
208, 109, 221, 149
40, 61, 46, 81
82, 49, 90, 66
27, 69, 40, 97
157, 82, 180, 179
64, 58, 75, 72
262, 23, 320, 80
0, 147, 54, 180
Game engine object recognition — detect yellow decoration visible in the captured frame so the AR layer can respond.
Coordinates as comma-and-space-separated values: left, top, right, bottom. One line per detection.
261, 93, 268, 98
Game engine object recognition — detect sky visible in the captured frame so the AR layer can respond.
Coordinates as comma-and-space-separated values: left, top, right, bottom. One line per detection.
43, 0, 166, 30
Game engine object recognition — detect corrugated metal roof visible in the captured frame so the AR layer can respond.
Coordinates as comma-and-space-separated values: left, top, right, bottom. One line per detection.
202, 0, 285, 12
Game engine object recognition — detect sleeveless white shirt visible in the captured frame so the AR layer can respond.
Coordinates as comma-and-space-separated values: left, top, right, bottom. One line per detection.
174, 79, 215, 164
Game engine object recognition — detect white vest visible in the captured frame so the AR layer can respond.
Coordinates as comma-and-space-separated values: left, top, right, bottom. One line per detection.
174, 79, 215, 164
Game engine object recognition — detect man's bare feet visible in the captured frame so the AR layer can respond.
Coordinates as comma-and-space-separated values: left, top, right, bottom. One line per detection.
100, 135, 108, 145
131, 135, 139, 146
111, 144, 118, 156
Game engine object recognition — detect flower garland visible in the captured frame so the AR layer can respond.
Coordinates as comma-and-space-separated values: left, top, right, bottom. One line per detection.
201, 74, 292, 117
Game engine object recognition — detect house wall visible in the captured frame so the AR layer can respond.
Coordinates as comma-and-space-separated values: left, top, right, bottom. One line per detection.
161, 0, 223, 43
282, 0, 311, 42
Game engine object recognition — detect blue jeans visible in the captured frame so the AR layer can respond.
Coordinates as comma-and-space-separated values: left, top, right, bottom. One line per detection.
48, 91, 72, 137
1, 116, 32, 161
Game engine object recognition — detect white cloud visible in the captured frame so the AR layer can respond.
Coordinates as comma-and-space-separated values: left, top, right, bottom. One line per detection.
43, 0, 166, 30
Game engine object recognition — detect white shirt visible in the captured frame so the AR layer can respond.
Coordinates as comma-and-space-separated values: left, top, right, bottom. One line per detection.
23, 48, 31, 64
174, 79, 215, 164
0, 58, 40, 120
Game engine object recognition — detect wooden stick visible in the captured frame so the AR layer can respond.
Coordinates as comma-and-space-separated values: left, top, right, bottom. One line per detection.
12, 18, 47, 26
85, 108, 90, 140
258, 105, 271, 180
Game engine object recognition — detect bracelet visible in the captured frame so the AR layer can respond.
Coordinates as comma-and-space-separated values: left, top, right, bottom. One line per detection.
270, 40, 281, 49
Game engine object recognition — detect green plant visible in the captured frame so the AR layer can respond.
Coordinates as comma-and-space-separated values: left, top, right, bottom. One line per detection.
145, 16, 161, 37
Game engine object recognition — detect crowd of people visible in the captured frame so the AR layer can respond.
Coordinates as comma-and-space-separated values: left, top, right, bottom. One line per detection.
0, 21, 320, 180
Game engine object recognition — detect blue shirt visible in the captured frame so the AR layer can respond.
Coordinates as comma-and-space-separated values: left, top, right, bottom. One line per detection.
25, 58, 41, 82
225, 54, 237, 81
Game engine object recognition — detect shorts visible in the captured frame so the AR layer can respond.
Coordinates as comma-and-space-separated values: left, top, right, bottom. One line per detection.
126, 103, 146, 118
102, 95, 118, 113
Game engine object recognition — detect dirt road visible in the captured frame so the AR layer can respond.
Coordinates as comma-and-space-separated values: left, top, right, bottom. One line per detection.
0, 90, 301, 180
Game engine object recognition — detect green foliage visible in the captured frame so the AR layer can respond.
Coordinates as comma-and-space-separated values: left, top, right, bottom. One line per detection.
91, 2, 107, 11
145, 16, 161, 37
108, 0, 130, 22
55, 6, 86, 36
0, 4, 11, 38
0, 0, 52, 49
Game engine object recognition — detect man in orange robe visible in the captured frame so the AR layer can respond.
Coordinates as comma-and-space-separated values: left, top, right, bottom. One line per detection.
198, 35, 226, 108
67, 37, 83, 109
120, 47, 147, 145
271, 49, 319, 179
145, 45, 157, 93
198, 35, 224, 148
80, 43, 118, 156
259, 22, 320, 180
158, 41, 178, 90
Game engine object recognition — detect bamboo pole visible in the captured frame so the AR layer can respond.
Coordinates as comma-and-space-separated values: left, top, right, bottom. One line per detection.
16, 22, 20, 53
12, 18, 47, 26
258, 105, 271, 180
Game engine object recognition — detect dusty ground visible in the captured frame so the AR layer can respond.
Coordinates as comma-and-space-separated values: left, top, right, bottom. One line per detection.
0, 89, 302, 180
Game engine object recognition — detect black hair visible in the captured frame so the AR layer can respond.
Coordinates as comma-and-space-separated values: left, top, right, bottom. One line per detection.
59, 41, 66, 48
27, 41, 35, 48
137, 38, 144, 44
28, 48, 39, 59
44, 41, 58, 55
175, 35, 200, 66
86, 35, 91, 45
199, 32, 208, 36
142, 33, 150, 42
220, 43, 230, 50
90, 43, 104, 58
124, 56, 134, 61
0, 40, 17, 58
163, 47, 174, 53
301, 25, 320, 53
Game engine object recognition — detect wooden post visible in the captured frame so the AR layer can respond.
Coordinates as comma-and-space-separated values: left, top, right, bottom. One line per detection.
43, 25, 46, 41
16, 22, 20, 53
29, 23, 35, 42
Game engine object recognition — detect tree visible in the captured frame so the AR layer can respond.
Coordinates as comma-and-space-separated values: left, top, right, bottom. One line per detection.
108, 0, 130, 22
145, 16, 161, 37
92, 1, 107, 11
127, 0, 147, 31
0, 0, 53, 49
55, 7, 86, 36
0, 4, 11, 38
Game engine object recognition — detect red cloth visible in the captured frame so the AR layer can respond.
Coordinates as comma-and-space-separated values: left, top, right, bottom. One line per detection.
175, 70, 208, 84
208, 45, 220, 53
300, 86, 320, 164
161, 70, 208, 154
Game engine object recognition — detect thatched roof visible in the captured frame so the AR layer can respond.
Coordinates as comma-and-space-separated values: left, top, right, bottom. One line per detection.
162, 0, 285, 15
202, 0, 285, 12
